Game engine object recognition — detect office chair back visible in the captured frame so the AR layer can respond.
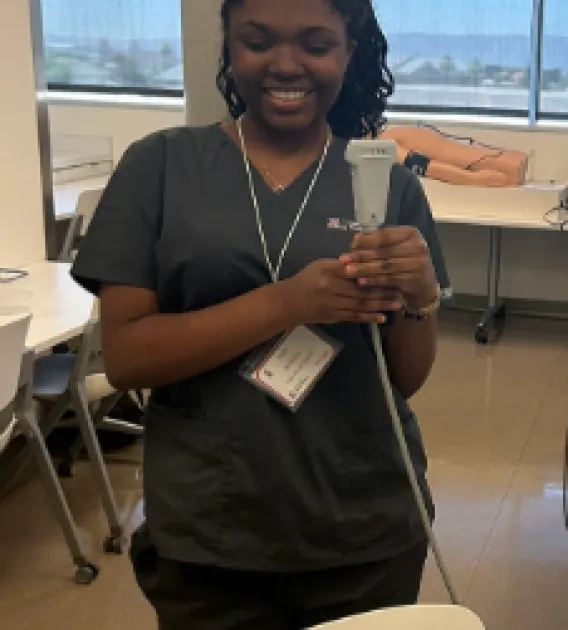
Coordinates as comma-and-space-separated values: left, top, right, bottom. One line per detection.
59, 186, 104, 261
310, 605, 485, 629
32, 304, 102, 399
76, 187, 104, 238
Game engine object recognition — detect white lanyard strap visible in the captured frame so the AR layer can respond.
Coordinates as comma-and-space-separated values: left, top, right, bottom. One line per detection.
237, 118, 331, 283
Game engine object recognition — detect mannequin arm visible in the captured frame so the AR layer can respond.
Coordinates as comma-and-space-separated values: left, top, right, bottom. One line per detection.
382, 126, 527, 185
392, 139, 508, 187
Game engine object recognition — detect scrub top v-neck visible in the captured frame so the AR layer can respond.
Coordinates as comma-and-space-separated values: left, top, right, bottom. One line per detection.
72, 123, 450, 572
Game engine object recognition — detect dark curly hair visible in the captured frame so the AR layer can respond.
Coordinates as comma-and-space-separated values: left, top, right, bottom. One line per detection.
216, 0, 394, 138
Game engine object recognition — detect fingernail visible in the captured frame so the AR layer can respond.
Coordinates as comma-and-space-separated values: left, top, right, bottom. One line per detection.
346, 265, 357, 276
358, 278, 368, 286
340, 254, 351, 263
377, 315, 387, 324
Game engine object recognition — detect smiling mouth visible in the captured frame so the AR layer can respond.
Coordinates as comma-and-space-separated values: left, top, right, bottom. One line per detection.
264, 89, 312, 102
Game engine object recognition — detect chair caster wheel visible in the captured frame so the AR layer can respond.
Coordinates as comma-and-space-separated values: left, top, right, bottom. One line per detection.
475, 328, 489, 345
74, 562, 99, 585
103, 535, 125, 555
57, 460, 74, 478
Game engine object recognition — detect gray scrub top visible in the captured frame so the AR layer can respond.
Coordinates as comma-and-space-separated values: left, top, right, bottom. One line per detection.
72, 124, 450, 572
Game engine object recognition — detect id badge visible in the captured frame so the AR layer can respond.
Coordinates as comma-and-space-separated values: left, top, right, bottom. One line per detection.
240, 326, 342, 413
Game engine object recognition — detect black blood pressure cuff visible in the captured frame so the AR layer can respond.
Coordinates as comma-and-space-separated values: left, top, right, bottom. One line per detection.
404, 151, 430, 177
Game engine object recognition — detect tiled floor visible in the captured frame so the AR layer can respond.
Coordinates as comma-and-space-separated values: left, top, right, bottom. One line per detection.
0, 312, 567, 629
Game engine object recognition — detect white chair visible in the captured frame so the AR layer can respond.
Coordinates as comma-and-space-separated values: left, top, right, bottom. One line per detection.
32, 307, 138, 555
0, 313, 99, 584
311, 605, 485, 630
0, 313, 31, 450
59, 186, 103, 261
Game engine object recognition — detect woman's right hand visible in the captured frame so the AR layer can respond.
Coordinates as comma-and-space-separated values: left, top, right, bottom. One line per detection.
279, 260, 402, 327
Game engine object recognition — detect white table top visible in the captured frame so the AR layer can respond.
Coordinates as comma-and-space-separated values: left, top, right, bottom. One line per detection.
1, 261, 94, 354
423, 178, 566, 231
432, 202, 562, 230
53, 176, 109, 222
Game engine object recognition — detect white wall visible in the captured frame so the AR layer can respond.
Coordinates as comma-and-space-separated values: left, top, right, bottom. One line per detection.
0, 1, 46, 267
48, 104, 185, 165
181, 0, 227, 126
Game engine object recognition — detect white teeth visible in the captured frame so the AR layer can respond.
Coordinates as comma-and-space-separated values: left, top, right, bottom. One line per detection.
268, 90, 308, 101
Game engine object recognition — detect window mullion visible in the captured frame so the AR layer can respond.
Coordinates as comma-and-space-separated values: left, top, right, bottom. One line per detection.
529, 0, 545, 124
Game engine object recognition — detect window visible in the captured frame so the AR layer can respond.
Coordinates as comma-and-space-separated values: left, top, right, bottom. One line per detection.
41, 0, 183, 94
374, 0, 534, 115
41, 0, 568, 122
540, 0, 568, 117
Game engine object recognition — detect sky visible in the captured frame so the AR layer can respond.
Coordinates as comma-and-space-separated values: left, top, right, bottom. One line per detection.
41, 0, 568, 41
374, 0, 565, 37
42, 0, 182, 41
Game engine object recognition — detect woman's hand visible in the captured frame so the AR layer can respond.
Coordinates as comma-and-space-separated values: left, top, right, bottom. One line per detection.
279, 259, 402, 327
340, 227, 438, 310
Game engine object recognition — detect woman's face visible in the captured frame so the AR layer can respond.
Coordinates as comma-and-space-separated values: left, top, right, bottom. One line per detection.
226, 0, 353, 134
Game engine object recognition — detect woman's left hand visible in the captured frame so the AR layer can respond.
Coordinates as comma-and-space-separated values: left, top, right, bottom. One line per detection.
340, 226, 438, 310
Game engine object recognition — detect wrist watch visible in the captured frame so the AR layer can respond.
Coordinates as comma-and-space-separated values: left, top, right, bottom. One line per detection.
403, 284, 442, 321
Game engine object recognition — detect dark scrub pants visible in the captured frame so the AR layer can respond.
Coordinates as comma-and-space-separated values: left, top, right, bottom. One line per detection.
130, 523, 428, 629
72, 125, 450, 629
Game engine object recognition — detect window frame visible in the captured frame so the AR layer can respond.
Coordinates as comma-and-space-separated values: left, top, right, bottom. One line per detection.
388, 104, 529, 120
47, 82, 184, 99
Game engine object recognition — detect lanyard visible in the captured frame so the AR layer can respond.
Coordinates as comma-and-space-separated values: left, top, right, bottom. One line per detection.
237, 117, 332, 283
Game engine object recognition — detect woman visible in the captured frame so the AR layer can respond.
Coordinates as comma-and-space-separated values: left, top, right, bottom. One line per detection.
72, 0, 450, 627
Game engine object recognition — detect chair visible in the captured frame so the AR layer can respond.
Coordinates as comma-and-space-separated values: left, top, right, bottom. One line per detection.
0, 314, 30, 449
0, 414, 17, 453
310, 605, 485, 630
32, 311, 133, 555
35, 305, 144, 476
59, 186, 103, 262
0, 313, 99, 584
57, 186, 145, 442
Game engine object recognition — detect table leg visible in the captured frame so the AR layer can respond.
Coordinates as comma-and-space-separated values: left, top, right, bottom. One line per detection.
475, 226, 507, 345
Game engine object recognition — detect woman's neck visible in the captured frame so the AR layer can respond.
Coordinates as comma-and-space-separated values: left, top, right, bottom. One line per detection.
240, 114, 330, 159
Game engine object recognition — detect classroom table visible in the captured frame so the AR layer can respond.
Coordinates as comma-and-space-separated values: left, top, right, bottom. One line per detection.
428, 186, 567, 344
18, 261, 95, 353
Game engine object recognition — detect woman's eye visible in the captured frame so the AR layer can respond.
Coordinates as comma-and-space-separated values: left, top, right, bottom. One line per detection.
244, 40, 270, 53
303, 39, 333, 56
307, 45, 329, 56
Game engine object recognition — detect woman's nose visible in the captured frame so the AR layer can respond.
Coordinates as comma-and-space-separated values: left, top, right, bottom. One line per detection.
269, 44, 304, 79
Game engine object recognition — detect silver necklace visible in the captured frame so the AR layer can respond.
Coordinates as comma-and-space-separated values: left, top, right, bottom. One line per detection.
237, 117, 332, 283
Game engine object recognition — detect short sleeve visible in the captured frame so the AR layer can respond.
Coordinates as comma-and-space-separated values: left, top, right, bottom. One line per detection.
71, 133, 165, 296
397, 172, 452, 300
